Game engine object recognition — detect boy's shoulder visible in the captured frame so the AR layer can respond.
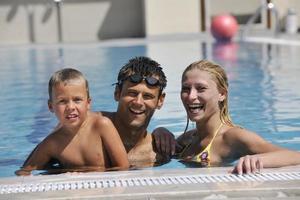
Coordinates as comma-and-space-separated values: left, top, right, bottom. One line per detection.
45, 128, 66, 143
98, 111, 114, 119
89, 111, 115, 130
35, 129, 63, 154
90, 111, 111, 122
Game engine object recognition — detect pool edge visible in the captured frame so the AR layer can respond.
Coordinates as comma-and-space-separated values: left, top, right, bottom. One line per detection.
1, 165, 300, 199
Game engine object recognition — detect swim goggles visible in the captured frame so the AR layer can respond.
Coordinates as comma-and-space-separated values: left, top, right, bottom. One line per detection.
115, 74, 161, 88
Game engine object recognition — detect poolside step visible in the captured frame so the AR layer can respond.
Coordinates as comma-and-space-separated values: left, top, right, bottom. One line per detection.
1, 171, 300, 194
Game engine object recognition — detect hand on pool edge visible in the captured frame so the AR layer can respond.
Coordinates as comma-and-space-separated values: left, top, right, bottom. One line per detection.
229, 155, 264, 175
15, 168, 32, 176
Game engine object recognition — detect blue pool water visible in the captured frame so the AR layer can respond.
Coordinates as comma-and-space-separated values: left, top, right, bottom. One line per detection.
0, 38, 300, 177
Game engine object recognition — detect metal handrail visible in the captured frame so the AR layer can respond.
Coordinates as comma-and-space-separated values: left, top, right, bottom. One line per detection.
240, 1, 280, 40
54, 0, 63, 42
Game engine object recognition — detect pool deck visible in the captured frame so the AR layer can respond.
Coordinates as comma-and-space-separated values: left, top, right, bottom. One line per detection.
1, 165, 300, 199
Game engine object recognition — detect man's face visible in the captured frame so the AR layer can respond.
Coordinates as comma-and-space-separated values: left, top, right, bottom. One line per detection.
115, 79, 165, 130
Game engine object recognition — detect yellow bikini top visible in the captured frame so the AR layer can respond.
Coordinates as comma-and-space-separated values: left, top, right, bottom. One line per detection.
179, 123, 223, 167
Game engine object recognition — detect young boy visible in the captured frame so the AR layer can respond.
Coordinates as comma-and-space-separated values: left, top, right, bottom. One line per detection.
15, 68, 129, 175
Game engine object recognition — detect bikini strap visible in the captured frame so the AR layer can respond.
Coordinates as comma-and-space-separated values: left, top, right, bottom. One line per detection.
194, 123, 223, 162
209, 123, 223, 143
178, 123, 223, 161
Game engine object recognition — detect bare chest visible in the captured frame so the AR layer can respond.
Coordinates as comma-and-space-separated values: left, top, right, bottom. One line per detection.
57, 135, 105, 168
127, 141, 157, 168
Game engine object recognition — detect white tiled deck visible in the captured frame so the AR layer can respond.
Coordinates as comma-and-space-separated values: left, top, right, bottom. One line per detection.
1, 165, 300, 199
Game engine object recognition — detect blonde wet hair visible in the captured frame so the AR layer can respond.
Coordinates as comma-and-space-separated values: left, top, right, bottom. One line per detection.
182, 60, 234, 127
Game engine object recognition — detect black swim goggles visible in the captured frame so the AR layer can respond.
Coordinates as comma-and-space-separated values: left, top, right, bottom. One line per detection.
114, 74, 161, 88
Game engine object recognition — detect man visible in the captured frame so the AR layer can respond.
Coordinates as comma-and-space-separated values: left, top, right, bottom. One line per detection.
102, 56, 175, 167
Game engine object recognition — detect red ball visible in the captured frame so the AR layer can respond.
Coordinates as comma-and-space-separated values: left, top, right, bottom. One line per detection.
211, 14, 238, 41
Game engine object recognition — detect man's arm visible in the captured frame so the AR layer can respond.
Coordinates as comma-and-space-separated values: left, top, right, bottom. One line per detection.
152, 127, 176, 157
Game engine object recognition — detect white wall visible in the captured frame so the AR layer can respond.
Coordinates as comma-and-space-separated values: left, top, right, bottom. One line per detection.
144, 0, 200, 36
0, 0, 299, 45
0, 0, 144, 45
62, 0, 145, 42
0, 0, 58, 44
209, 0, 261, 16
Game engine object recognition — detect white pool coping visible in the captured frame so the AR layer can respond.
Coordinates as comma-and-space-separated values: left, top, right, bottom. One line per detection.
1, 165, 300, 199
241, 36, 300, 46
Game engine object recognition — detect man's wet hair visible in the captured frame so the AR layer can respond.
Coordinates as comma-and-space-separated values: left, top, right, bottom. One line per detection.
116, 56, 167, 94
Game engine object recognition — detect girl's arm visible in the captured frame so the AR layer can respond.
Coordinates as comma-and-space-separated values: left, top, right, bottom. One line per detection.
231, 150, 300, 174
227, 127, 300, 174
152, 127, 176, 157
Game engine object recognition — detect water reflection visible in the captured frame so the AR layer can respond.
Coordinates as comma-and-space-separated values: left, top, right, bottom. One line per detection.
213, 41, 239, 62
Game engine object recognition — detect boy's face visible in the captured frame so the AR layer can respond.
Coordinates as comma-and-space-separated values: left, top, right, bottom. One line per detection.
114, 77, 165, 130
48, 80, 91, 129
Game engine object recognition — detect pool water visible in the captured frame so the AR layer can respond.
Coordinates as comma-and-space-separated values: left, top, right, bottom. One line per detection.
0, 38, 300, 177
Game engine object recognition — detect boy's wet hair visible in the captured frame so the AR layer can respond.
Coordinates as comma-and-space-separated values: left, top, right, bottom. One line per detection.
48, 68, 90, 101
116, 56, 167, 94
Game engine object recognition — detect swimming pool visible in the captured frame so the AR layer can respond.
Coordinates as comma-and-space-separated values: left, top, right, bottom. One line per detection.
0, 36, 300, 178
